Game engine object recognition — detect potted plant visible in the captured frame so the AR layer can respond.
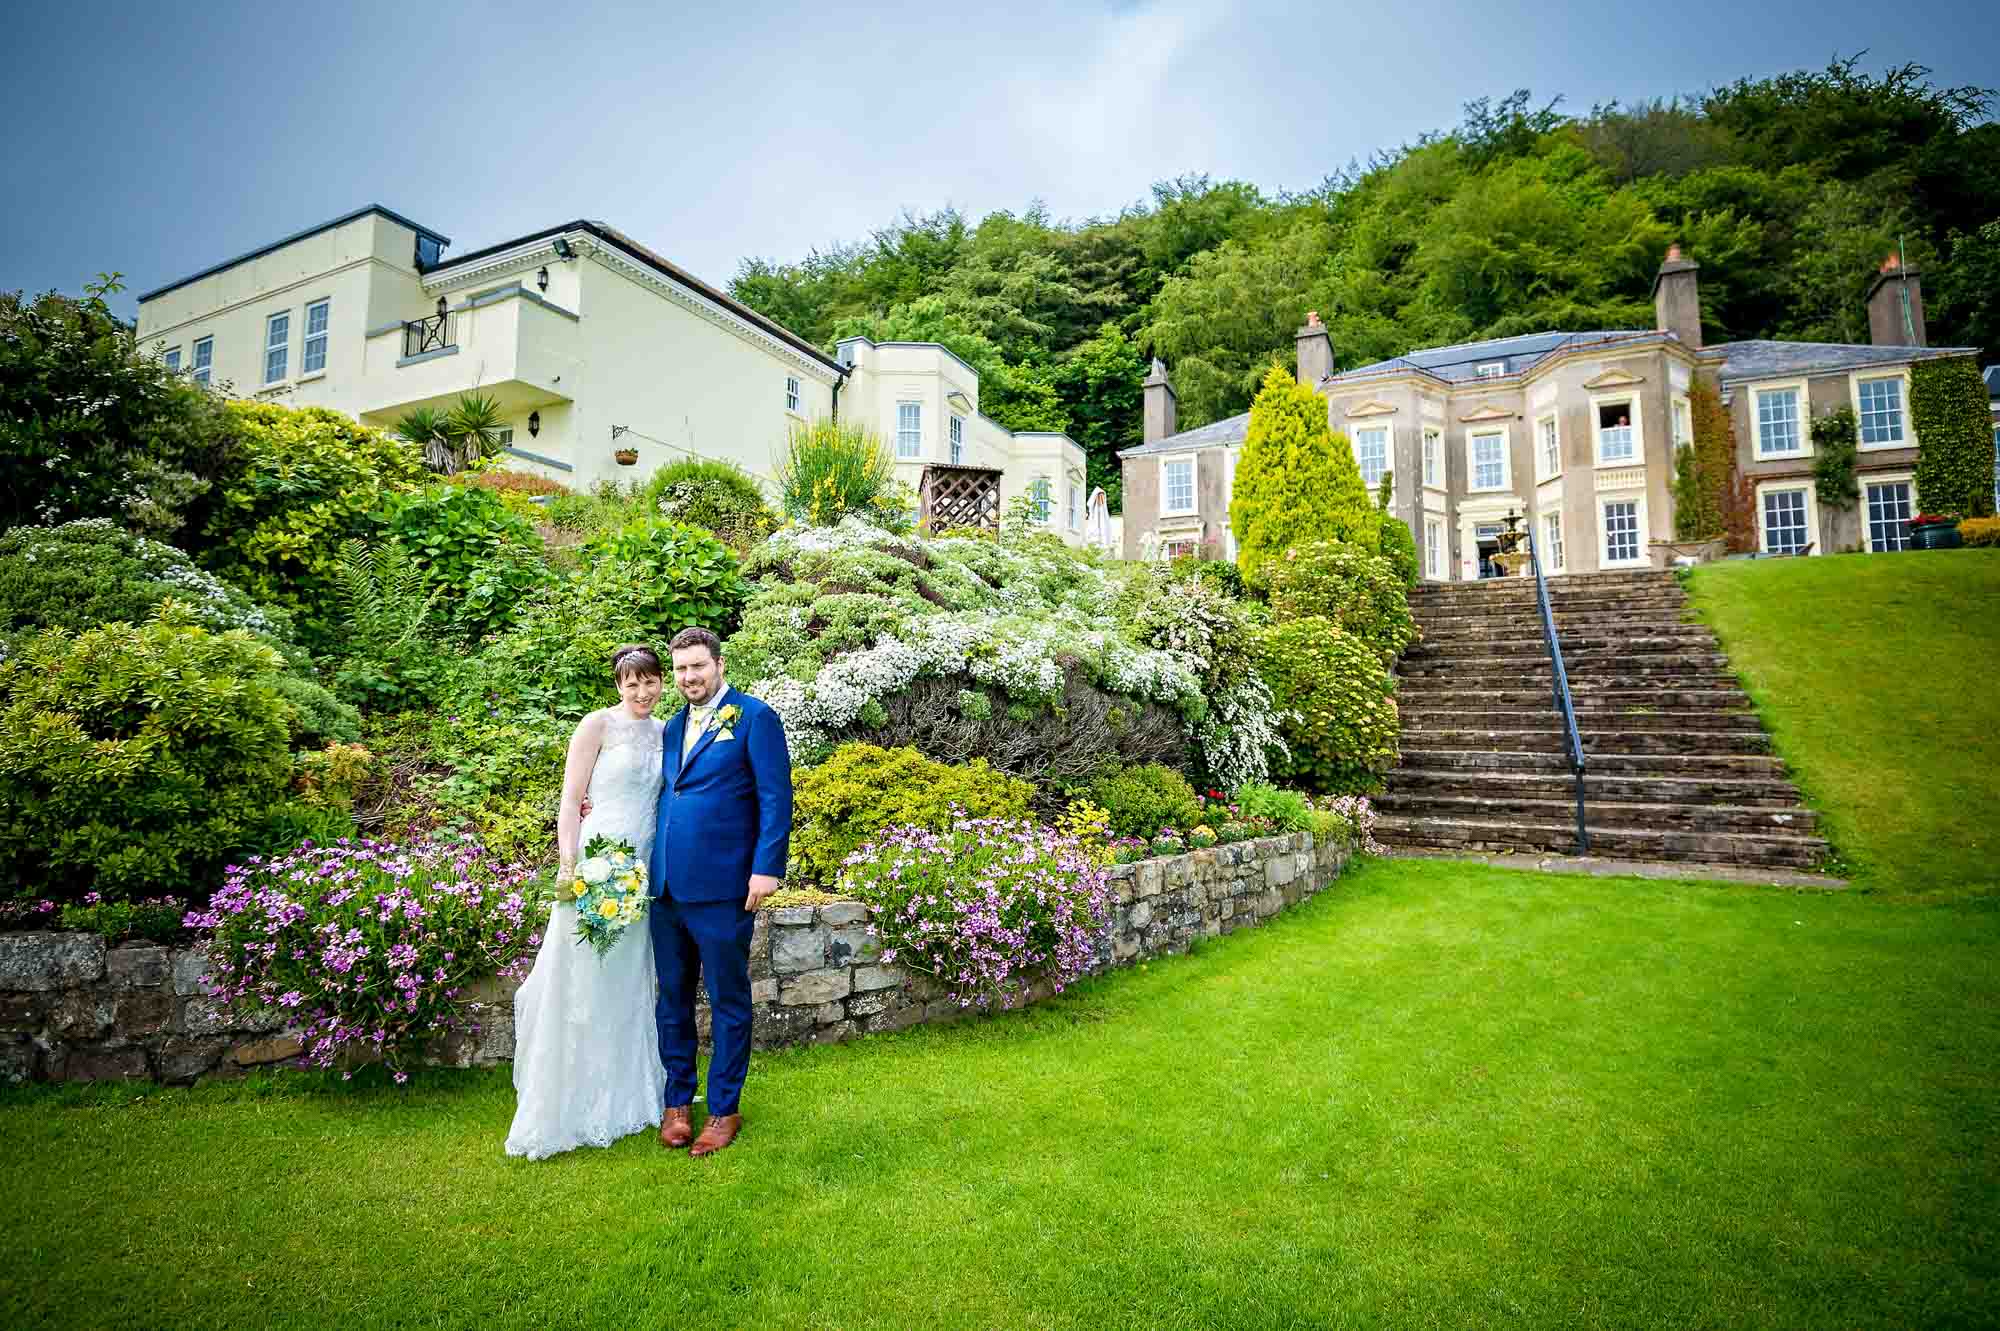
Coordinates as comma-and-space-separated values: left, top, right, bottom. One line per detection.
1910, 513, 1963, 550
613, 447, 639, 467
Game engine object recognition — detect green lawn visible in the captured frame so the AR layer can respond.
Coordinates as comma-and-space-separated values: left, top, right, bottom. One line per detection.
4, 857, 1995, 1330
1686, 550, 2000, 898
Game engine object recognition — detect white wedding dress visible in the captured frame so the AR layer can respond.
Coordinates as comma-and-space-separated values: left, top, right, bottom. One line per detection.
505, 710, 669, 1160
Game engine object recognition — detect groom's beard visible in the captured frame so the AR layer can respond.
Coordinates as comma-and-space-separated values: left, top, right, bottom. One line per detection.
679, 678, 718, 705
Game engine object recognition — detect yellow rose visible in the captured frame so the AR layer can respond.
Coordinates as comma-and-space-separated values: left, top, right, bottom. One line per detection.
571, 880, 588, 899
597, 899, 620, 919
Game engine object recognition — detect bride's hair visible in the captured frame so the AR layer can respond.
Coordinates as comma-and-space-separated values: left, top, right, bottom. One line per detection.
610, 644, 662, 682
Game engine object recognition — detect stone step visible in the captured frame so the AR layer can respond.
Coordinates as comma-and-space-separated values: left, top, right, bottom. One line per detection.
1405, 633, 1717, 661
1373, 814, 1829, 870
1416, 615, 1712, 639
1374, 791, 1818, 834
1413, 707, 1764, 733
1392, 684, 1755, 710
1385, 766, 1807, 807
1410, 570, 1676, 593
1412, 593, 1692, 617
1402, 727, 1773, 756
1398, 652, 1734, 679
1400, 748, 1790, 777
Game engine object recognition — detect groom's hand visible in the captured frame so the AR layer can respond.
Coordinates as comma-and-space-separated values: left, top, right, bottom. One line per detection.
745, 874, 780, 911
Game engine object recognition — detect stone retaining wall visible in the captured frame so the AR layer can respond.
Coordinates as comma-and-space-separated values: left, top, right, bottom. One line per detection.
0, 832, 1350, 1084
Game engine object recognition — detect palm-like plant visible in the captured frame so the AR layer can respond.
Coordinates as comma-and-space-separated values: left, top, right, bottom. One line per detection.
395, 392, 508, 475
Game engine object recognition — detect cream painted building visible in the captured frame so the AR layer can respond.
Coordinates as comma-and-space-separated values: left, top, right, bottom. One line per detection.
1121, 248, 1981, 574
833, 337, 1091, 541
135, 205, 1091, 543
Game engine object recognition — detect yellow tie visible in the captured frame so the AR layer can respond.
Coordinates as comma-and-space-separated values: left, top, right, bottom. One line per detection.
682, 706, 711, 759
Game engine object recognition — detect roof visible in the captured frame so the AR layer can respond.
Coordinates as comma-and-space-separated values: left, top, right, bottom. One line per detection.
1120, 410, 1251, 458
1336, 329, 1660, 385
431, 220, 844, 374
1706, 340, 1981, 385
138, 205, 449, 304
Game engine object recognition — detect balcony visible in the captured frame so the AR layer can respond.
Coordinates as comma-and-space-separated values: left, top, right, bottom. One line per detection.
1597, 425, 1635, 463
358, 285, 576, 423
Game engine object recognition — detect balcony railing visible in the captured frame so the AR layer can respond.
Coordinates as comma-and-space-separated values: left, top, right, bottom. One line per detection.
403, 312, 454, 358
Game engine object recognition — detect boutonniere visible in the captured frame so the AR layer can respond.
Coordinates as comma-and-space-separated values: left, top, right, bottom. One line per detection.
715, 703, 743, 741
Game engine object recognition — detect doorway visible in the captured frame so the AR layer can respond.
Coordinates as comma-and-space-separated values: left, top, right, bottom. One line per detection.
1475, 521, 1507, 579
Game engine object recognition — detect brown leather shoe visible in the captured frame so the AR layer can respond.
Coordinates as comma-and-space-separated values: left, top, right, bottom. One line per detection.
688, 1112, 742, 1158
659, 1105, 693, 1149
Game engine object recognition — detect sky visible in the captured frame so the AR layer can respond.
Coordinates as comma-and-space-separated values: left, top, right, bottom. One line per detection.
6, 0, 1997, 320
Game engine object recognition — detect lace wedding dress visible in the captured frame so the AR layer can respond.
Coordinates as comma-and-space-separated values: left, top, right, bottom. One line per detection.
505, 711, 669, 1159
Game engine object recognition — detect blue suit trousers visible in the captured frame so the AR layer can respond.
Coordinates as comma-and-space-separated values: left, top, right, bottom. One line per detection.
650, 892, 756, 1116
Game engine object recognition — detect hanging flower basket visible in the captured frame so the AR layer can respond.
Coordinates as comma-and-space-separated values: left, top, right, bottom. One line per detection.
1910, 513, 1962, 550
613, 447, 639, 467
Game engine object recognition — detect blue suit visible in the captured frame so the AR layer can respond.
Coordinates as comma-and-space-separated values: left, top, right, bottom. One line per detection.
648, 685, 792, 1117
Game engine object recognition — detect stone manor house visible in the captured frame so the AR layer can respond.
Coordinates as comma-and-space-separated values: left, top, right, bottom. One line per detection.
133, 205, 1092, 545
1122, 247, 1979, 576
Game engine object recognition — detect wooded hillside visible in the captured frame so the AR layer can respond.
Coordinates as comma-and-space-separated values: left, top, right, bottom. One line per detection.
727, 58, 2000, 507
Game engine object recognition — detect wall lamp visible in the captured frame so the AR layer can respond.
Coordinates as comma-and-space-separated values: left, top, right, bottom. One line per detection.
551, 236, 576, 260
527, 411, 541, 439
537, 266, 550, 293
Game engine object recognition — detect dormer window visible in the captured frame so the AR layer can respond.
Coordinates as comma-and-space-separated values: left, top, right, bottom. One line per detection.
414, 234, 443, 271
1474, 362, 1506, 380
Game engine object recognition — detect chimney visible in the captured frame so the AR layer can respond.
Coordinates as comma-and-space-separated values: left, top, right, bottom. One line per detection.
1142, 357, 1177, 444
1652, 243, 1702, 350
1866, 253, 1927, 347
1295, 311, 1333, 387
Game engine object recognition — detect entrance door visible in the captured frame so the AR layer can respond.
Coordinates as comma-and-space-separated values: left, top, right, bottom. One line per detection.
1475, 521, 1507, 579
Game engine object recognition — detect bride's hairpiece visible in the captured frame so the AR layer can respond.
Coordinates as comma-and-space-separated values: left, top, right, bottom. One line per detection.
611, 644, 662, 681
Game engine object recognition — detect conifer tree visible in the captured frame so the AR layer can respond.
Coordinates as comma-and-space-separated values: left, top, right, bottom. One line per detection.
1229, 364, 1377, 585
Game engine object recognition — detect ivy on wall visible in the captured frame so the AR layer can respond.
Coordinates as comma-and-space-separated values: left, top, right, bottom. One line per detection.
1911, 357, 1996, 517
1811, 406, 1859, 509
1676, 379, 1735, 543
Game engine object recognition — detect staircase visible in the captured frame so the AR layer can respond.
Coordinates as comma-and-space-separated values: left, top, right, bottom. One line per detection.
1377, 570, 1831, 871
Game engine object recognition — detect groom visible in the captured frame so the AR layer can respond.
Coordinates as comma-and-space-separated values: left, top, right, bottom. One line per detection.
649, 625, 792, 1157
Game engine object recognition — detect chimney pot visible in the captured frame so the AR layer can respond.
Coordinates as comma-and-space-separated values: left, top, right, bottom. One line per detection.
1665, 243, 1682, 262
1881, 252, 1901, 274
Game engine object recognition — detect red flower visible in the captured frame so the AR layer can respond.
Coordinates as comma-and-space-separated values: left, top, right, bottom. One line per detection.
1911, 513, 1958, 527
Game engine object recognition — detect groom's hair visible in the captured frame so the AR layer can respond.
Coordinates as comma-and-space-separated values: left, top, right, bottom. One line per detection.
669, 626, 722, 663
611, 644, 663, 681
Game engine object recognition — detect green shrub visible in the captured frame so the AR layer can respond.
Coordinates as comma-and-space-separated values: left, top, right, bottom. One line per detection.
60, 892, 189, 944
1911, 357, 1997, 518
0, 519, 301, 661
579, 519, 750, 640
201, 401, 428, 643
1086, 763, 1202, 839
325, 542, 459, 712
1116, 566, 1256, 691
645, 457, 778, 549
248, 801, 359, 857
790, 743, 1037, 885
1230, 365, 1377, 586
1169, 553, 1247, 599
0, 284, 235, 542
1261, 541, 1419, 665
268, 671, 362, 746
775, 418, 898, 526
294, 742, 377, 813
461, 581, 652, 719
1306, 809, 1352, 849
378, 484, 544, 640
0, 610, 297, 901
1232, 781, 1312, 833
1376, 513, 1420, 586
1253, 616, 1400, 794
1959, 516, 2000, 547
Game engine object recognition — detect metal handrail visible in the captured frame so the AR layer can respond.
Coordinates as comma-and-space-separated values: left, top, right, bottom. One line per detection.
1526, 532, 1588, 853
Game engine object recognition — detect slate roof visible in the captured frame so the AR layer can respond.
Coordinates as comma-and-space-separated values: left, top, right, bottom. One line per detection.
1119, 411, 1251, 458
1708, 340, 1980, 385
1335, 329, 1657, 384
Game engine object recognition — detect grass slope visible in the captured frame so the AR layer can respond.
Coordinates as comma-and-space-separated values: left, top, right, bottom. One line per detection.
1686, 550, 2000, 898
3, 858, 1995, 1330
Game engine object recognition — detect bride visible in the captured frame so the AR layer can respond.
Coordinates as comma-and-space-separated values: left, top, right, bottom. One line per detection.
505, 644, 669, 1159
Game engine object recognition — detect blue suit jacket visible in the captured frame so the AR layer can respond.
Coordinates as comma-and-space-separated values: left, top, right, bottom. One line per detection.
650, 686, 793, 903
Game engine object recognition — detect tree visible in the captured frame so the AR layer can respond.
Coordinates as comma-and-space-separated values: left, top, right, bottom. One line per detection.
1933, 220, 2000, 365
1230, 365, 1376, 586
394, 391, 508, 474
1052, 323, 1146, 509
0, 278, 235, 541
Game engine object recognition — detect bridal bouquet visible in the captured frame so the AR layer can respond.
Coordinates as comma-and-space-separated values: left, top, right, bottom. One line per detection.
546, 835, 650, 958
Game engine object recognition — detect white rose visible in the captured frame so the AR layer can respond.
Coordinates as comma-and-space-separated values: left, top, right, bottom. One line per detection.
577, 857, 613, 885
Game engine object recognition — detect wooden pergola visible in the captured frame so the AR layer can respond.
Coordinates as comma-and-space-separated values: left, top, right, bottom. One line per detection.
919, 463, 1003, 533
